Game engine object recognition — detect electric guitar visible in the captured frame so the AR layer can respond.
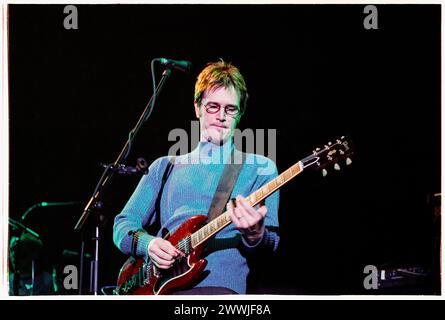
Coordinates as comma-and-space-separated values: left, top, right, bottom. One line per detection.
116, 136, 353, 295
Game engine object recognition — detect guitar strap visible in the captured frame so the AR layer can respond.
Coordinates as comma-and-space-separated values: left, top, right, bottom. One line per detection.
207, 150, 246, 221
148, 150, 244, 236
154, 156, 176, 231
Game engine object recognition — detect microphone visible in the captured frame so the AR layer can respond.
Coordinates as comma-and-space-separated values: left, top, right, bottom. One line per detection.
21, 201, 83, 222
157, 58, 191, 73
37, 201, 82, 207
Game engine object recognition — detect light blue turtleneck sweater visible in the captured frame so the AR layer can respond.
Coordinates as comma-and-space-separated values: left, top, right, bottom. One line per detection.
113, 140, 280, 294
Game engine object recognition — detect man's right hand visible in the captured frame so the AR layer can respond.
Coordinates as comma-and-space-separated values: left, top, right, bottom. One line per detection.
147, 238, 183, 269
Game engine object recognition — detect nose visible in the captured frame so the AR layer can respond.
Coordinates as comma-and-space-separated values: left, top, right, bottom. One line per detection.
216, 107, 227, 121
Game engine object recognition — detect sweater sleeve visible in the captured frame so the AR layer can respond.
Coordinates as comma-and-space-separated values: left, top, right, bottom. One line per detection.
241, 155, 280, 253
113, 156, 169, 261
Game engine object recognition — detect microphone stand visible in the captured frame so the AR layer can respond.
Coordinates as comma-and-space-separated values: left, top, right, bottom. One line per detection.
9, 217, 40, 295
11, 202, 79, 295
74, 67, 173, 295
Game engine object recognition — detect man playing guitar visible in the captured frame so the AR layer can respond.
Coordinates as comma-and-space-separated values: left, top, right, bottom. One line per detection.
113, 60, 280, 295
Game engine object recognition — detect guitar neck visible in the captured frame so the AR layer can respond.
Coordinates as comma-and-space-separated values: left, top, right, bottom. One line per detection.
191, 161, 304, 248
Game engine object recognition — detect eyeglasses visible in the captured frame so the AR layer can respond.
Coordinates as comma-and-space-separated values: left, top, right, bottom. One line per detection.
203, 102, 242, 116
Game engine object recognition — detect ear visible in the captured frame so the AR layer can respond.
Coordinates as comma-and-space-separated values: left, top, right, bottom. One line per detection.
194, 102, 201, 118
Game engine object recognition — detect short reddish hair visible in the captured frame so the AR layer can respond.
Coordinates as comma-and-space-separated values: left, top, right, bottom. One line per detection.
194, 60, 249, 114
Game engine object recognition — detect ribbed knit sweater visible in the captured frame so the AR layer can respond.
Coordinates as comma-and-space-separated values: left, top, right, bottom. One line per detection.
113, 140, 280, 294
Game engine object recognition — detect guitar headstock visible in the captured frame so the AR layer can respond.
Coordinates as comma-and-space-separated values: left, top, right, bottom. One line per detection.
301, 136, 353, 176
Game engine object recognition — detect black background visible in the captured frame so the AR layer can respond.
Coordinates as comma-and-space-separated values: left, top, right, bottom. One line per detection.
8, 4, 441, 294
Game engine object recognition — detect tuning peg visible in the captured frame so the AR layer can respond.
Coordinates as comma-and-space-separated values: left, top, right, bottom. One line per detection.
346, 157, 352, 166
334, 163, 341, 171
322, 169, 328, 177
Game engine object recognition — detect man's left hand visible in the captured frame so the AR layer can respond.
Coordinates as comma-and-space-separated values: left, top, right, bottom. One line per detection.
227, 195, 267, 246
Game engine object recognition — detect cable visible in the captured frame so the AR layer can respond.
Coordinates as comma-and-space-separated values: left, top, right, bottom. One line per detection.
101, 285, 118, 295
123, 59, 158, 161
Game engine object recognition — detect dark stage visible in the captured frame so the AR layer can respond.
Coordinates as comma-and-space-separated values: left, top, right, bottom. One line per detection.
8, 4, 441, 295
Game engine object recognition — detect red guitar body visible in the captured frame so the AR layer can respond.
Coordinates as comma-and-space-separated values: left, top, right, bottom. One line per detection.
116, 215, 208, 295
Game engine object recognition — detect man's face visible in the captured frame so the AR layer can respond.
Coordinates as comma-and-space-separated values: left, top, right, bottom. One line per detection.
194, 86, 241, 145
